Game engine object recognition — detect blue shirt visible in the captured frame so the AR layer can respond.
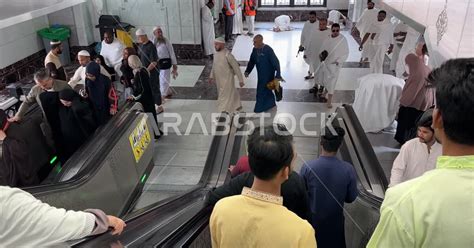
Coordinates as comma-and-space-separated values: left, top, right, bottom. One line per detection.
300, 155, 358, 248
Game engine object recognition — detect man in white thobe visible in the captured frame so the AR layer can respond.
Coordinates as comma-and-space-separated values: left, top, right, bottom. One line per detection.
389, 111, 442, 187
311, 18, 331, 85
300, 11, 319, 80
68, 50, 111, 89
209, 37, 244, 113
390, 21, 408, 72
232, 0, 244, 35
319, 23, 349, 108
100, 31, 124, 77
201, 0, 216, 56
355, 1, 378, 64
360, 10, 394, 74
273, 15, 293, 32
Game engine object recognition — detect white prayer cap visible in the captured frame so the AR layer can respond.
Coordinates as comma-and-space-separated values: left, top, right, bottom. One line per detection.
78, 50, 90, 57
50, 40, 61, 45
152, 26, 162, 32
214, 37, 225, 44
135, 28, 146, 36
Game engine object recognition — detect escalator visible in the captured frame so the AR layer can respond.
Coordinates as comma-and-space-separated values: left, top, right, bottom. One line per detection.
23, 102, 156, 216
73, 106, 387, 247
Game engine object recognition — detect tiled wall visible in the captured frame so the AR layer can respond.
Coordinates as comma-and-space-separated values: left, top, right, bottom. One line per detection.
0, 16, 49, 70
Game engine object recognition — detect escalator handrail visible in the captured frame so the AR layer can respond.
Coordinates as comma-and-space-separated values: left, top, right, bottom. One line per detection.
337, 105, 387, 201
24, 102, 142, 195
72, 114, 238, 247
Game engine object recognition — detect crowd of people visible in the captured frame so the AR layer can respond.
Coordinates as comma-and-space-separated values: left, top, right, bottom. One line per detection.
209, 58, 473, 247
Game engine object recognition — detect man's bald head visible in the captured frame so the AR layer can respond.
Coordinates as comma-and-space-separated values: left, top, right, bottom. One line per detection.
253, 35, 264, 48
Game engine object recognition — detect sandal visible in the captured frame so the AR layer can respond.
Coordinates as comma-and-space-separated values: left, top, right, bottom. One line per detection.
156, 105, 164, 114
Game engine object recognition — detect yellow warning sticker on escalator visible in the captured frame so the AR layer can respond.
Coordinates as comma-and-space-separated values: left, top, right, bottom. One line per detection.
129, 117, 151, 163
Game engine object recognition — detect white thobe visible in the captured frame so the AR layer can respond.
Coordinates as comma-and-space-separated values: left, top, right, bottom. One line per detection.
396, 26, 421, 78
210, 49, 244, 113
389, 138, 442, 187
201, 5, 216, 56
328, 10, 344, 25
356, 8, 378, 60
274, 15, 291, 31
300, 21, 319, 73
352, 73, 405, 132
232, 0, 244, 34
369, 20, 395, 74
0, 186, 96, 246
390, 23, 408, 71
68, 64, 112, 88
100, 39, 124, 77
319, 34, 349, 94
155, 39, 177, 96
311, 28, 331, 75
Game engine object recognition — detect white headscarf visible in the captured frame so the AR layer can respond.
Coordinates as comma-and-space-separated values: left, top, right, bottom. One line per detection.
128, 55, 148, 76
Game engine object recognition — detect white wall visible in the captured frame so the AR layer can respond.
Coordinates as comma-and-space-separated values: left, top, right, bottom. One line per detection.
0, 16, 49, 69
103, 0, 202, 44
327, 0, 349, 10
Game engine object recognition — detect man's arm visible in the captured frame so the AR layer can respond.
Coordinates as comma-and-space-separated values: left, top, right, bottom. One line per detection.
268, 47, 282, 78
359, 33, 371, 50
367, 202, 415, 247
68, 67, 82, 87
15, 87, 39, 120
345, 166, 359, 203
389, 145, 408, 187
227, 53, 245, 86
244, 50, 256, 77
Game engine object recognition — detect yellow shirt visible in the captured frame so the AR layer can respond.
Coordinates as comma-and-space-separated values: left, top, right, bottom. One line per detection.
367, 155, 474, 247
210, 187, 316, 248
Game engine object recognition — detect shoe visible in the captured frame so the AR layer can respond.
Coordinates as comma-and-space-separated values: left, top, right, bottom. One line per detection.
156, 105, 164, 114
309, 86, 318, 94
304, 75, 314, 80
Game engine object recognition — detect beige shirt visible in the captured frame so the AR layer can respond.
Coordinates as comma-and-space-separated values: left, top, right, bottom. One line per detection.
16, 79, 71, 118
389, 138, 442, 187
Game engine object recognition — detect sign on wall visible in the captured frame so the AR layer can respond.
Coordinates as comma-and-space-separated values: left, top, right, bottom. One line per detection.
129, 117, 151, 163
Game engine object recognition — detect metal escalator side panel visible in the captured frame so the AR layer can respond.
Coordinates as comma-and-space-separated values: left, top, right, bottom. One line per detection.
29, 108, 156, 217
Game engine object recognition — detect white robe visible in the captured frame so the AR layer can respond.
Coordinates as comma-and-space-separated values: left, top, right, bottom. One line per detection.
201, 5, 216, 56
210, 49, 244, 113
352, 73, 405, 132
356, 8, 378, 60
369, 20, 395, 74
311, 28, 331, 75
100, 39, 124, 70
232, 0, 244, 34
300, 21, 319, 72
396, 26, 421, 78
274, 15, 291, 31
328, 10, 344, 25
319, 34, 349, 94
154, 38, 177, 96
390, 22, 408, 71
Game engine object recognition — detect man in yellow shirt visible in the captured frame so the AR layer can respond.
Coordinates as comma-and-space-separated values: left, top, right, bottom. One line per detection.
210, 124, 316, 247
367, 58, 474, 247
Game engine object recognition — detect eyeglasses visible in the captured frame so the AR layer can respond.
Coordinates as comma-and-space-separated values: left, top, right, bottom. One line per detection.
332, 29, 340, 33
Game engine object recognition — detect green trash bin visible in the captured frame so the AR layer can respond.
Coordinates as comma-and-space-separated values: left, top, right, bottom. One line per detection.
38, 26, 71, 65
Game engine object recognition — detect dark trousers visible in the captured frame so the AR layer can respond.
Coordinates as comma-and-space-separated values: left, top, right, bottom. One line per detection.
225, 14, 234, 41
395, 106, 424, 144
